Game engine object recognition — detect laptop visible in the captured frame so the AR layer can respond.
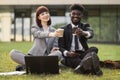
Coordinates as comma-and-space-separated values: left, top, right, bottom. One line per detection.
25, 56, 59, 74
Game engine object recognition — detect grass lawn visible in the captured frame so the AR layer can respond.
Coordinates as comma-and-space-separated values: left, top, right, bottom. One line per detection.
0, 42, 120, 80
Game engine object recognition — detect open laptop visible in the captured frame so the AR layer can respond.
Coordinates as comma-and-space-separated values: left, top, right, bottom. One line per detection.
25, 56, 59, 74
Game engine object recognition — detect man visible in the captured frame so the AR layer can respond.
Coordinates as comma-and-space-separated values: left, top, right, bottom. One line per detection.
58, 4, 103, 76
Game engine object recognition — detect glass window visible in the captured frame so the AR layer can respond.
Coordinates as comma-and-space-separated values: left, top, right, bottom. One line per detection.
50, 9, 65, 16
0, 18, 1, 32
87, 6, 119, 43
100, 7, 117, 42
23, 18, 30, 41
88, 17, 100, 42
88, 9, 100, 16
87, 9, 100, 42
101, 9, 117, 17
15, 9, 31, 18
117, 8, 120, 42
101, 16, 117, 42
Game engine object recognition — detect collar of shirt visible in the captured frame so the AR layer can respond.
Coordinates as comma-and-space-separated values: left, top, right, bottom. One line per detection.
71, 23, 78, 28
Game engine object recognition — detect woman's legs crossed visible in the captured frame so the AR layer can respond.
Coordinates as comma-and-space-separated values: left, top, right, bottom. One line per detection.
9, 49, 26, 65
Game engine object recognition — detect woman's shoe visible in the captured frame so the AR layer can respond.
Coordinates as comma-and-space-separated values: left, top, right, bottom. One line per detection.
16, 65, 26, 71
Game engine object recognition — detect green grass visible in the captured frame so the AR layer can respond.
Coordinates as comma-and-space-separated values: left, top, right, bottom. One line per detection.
0, 42, 120, 80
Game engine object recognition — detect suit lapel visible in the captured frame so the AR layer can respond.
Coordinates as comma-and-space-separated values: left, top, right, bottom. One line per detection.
78, 23, 87, 50
78, 23, 82, 29
67, 24, 72, 50
69, 24, 73, 43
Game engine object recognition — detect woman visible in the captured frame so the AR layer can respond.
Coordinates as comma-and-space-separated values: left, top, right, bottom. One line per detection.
10, 6, 63, 71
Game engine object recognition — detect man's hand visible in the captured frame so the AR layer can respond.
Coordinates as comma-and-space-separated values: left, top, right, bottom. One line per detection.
75, 28, 87, 36
66, 51, 79, 57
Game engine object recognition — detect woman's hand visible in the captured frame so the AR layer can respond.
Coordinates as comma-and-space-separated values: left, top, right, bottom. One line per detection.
51, 47, 59, 52
55, 29, 64, 37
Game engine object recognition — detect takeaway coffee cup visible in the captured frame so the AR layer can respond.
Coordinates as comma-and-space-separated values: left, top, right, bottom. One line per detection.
56, 29, 64, 37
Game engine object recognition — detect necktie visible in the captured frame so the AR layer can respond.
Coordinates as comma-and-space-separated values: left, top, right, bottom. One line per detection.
75, 35, 79, 50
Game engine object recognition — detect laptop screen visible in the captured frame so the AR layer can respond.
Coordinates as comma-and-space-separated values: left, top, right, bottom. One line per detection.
25, 56, 59, 74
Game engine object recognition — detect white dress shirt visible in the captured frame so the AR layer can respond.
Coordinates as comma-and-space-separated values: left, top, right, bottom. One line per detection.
70, 24, 83, 51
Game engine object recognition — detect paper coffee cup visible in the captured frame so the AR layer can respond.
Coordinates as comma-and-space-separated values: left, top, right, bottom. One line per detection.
57, 29, 64, 37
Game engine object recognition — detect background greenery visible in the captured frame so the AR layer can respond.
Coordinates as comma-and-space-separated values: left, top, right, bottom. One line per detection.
0, 42, 120, 80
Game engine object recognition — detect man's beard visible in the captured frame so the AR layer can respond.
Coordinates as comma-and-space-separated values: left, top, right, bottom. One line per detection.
72, 21, 80, 25
71, 18, 81, 26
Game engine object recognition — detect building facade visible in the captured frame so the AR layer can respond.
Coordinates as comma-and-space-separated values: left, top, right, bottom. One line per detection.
0, 0, 120, 43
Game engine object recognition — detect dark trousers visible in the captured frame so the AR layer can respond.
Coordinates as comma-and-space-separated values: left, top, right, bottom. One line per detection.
61, 47, 98, 68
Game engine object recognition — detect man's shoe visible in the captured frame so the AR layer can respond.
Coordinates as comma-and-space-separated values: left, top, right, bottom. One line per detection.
91, 52, 103, 76
95, 69, 103, 76
74, 56, 92, 74
91, 52, 99, 68
74, 65, 84, 74
16, 65, 26, 71
82, 56, 93, 70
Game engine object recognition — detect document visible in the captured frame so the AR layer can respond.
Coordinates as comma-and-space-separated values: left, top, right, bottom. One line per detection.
0, 71, 26, 76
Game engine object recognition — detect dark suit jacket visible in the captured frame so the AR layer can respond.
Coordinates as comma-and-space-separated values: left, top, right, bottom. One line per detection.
58, 22, 94, 57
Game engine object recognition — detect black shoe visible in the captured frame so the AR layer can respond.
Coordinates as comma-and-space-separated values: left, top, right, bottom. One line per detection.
92, 52, 99, 68
91, 67, 103, 76
74, 65, 85, 74
74, 56, 92, 74
91, 52, 103, 76
82, 56, 93, 70
95, 69, 103, 76
16, 65, 26, 71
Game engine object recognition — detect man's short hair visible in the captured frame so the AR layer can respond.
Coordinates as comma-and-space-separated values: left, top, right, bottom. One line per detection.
70, 4, 85, 13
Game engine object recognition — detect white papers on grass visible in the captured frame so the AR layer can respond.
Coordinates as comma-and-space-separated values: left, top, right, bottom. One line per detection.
0, 71, 26, 76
